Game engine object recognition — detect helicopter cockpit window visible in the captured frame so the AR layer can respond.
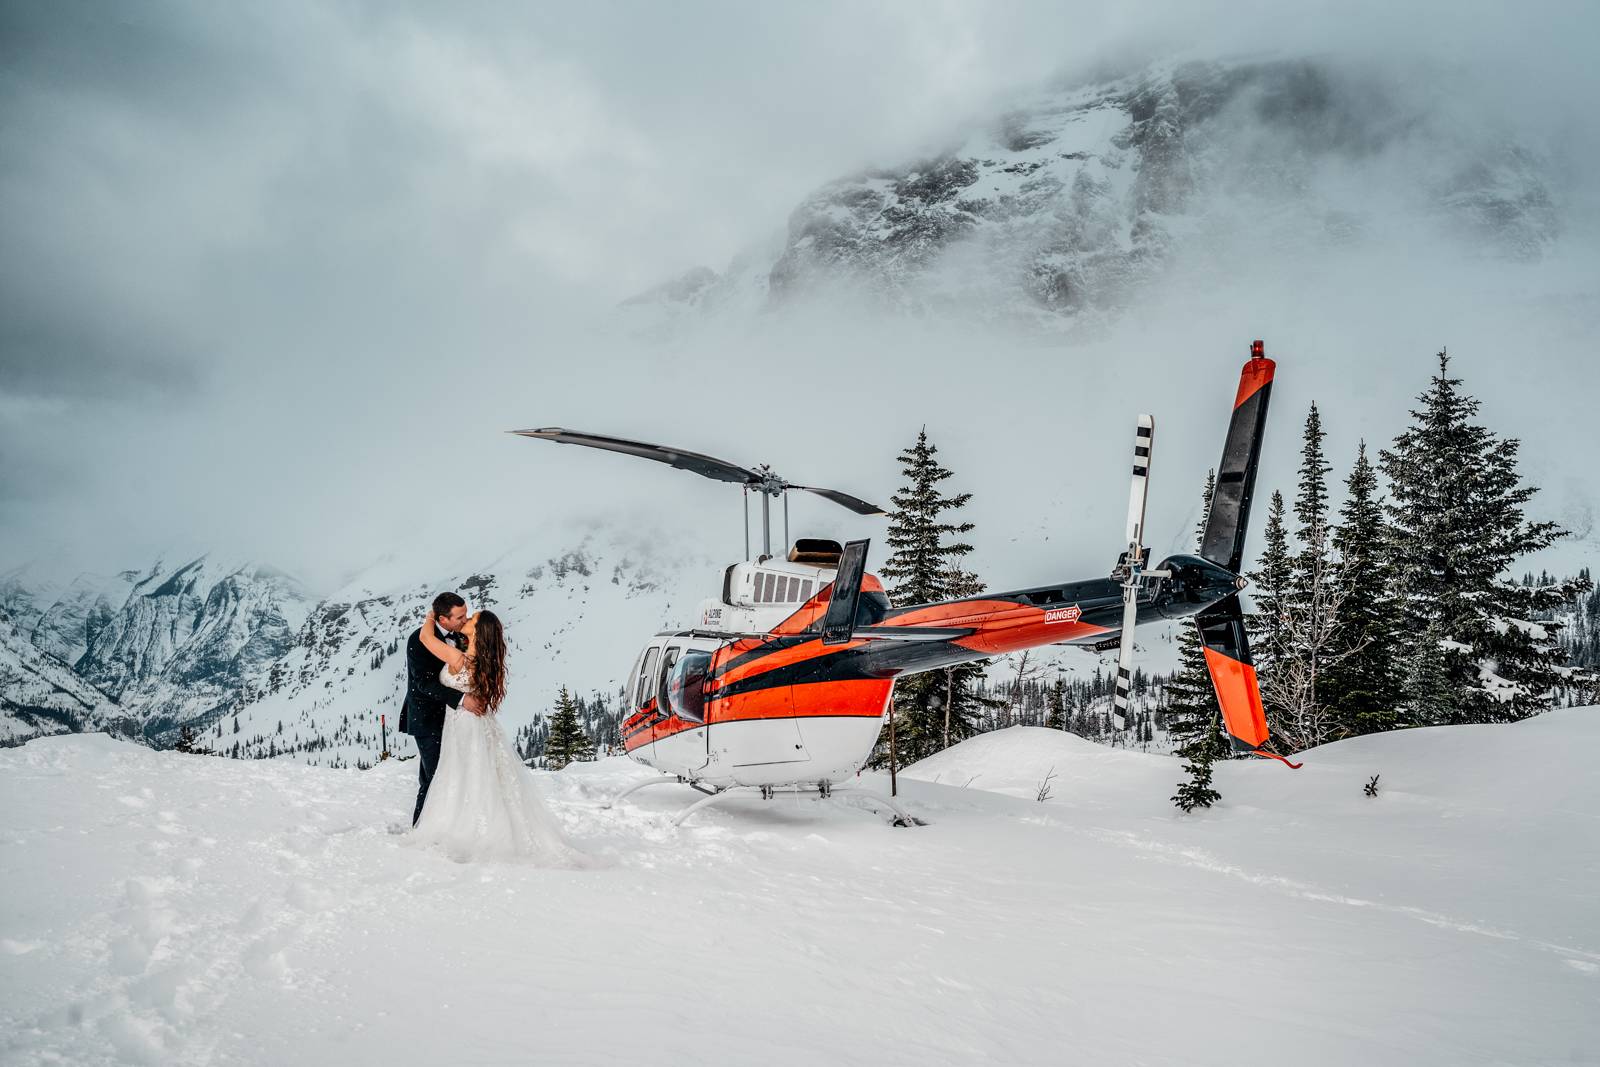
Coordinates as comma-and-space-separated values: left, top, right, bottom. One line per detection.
663, 650, 712, 724
634, 646, 659, 710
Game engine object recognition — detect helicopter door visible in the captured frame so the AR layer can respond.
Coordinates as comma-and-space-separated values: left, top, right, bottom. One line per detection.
620, 643, 661, 759
651, 642, 712, 775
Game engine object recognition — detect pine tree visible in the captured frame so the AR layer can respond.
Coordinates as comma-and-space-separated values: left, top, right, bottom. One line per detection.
1247, 491, 1292, 735
1326, 440, 1404, 733
544, 686, 594, 770
1380, 350, 1573, 723
1268, 404, 1349, 749
1168, 471, 1227, 810
875, 429, 989, 767
1044, 677, 1068, 730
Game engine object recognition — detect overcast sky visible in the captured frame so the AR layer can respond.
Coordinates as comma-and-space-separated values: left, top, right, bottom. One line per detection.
3, 1, 1598, 594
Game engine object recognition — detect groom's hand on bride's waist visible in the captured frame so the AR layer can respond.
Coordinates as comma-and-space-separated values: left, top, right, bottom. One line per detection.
462, 693, 487, 716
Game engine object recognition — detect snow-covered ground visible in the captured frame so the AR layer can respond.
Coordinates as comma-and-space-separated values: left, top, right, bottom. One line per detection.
4, 711, 1598, 1065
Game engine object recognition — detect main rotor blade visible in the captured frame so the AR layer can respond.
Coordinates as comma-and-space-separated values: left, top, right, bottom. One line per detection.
1200, 344, 1275, 574
792, 485, 887, 516
510, 428, 760, 485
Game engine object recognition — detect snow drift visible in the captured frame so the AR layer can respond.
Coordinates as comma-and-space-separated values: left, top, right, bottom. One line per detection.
3, 708, 1596, 1065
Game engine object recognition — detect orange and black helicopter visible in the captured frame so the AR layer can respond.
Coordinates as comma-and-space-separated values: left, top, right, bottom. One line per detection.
513, 342, 1296, 826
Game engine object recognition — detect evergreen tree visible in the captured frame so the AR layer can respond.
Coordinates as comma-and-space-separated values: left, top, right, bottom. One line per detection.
1168, 471, 1228, 809
544, 686, 594, 770
1247, 491, 1292, 735
1326, 440, 1404, 733
875, 429, 989, 766
1380, 350, 1573, 723
1269, 404, 1348, 749
1044, 677, 1068, 730
1172, 721, 1223, 813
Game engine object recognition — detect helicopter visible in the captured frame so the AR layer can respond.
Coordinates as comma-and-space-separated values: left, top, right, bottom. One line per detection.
512, 341, 1295, 827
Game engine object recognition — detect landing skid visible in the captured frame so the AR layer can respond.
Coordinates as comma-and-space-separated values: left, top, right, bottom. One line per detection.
604, 775, 924, 828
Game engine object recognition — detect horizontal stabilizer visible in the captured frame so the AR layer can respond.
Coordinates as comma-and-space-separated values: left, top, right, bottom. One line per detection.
850, 626, 972, 642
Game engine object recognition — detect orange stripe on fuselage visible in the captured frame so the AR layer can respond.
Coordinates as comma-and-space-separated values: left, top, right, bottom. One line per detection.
626, 678, 892, 751
1202, 645, 1270, 748
1233, 355, 1276, 410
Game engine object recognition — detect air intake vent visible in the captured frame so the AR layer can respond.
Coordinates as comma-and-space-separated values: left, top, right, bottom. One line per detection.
787, 539, 843, 567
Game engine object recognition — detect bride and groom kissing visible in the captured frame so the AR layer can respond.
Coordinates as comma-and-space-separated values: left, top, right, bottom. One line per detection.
398, 591, 586, 865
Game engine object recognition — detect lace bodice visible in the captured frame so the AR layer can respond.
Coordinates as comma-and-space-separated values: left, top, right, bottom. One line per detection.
441, 661, 472, 694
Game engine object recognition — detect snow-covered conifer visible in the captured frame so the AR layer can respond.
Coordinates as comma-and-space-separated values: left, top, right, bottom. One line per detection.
1380, 350, 1573, 722
1268, 404, 1354, 749
1326, 441, 1403, 733
544, 686, 594, 770
1247, 491, 1292, 734
876, 430, 988, 765
1168, 472, 1227, 808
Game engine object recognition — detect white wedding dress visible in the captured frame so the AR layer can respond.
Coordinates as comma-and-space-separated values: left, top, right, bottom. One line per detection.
409, 662, 590, 866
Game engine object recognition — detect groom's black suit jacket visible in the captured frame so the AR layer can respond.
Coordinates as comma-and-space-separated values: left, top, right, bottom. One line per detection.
398, 625, 465, 736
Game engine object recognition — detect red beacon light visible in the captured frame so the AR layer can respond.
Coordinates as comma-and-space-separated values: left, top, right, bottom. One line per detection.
1250, 339, 1266, 359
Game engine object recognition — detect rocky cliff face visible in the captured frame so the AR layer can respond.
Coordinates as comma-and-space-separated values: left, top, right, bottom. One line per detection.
628, 57, 1558, 330
69, 558, 315, 737
0, 611, 127, 746
0, 557, 316, 741
22, 568, 144, 668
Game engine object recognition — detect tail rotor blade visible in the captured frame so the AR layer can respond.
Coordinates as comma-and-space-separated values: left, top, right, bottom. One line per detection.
1196, 598, 1302, 768
1200, 342, 1276, 573
1112, 590, 1138, 731
1126, 415, 1154, 546
1112, 415, 1154, 732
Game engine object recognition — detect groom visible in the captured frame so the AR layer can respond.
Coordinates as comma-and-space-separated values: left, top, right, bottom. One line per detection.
399, 591, 485, 825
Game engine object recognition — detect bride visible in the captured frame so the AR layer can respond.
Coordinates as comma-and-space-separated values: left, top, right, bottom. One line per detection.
409, 607, 590, 866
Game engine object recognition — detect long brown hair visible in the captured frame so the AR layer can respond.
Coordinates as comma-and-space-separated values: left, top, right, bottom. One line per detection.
468, 610, 509, 713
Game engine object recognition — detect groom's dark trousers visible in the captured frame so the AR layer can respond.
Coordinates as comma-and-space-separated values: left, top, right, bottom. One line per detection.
398, 626, 465, 825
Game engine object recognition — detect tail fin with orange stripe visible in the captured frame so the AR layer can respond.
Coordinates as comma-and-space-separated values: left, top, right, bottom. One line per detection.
1197, 342, 1301, 767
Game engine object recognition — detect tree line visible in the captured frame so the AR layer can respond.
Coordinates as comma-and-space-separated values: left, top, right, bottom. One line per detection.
1168, 351, 1591, 809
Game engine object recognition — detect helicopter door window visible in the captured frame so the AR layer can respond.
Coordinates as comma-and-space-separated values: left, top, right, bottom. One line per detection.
800, 580, 813, 601
777, 576, 790, 601
761, 572, 775, 602
635, 646, 659, 710
657, 646, 681, 713
664, 650, 712, 724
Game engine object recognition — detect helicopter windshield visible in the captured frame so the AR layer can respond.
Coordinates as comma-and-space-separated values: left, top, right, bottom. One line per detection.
664, 650, 712, 724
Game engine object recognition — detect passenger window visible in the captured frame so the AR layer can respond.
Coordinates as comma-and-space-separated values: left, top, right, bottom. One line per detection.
657, 646, 681, 711
635, 646, 659, 709
800, 580, 812, 601
665, 650, 713, 724
762, 572, 775, 602
777, 575, 790, 601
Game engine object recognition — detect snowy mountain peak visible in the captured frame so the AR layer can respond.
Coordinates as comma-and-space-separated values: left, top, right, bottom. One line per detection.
627, 55, 1558, 331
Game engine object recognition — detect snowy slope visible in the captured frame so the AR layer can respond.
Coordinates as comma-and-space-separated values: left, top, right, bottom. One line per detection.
4, 709, 1595, 1065
0, 614, 127, 746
